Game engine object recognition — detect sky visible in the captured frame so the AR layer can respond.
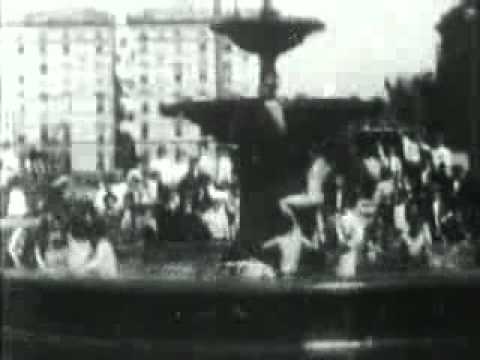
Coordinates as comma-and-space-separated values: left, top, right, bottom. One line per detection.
1, 0, 461, 98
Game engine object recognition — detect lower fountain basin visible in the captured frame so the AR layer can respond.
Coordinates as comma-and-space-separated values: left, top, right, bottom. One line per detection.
3, 267, 480, 359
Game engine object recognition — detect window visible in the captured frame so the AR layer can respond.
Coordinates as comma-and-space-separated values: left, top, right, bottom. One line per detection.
96, 92, 106, 114
62, 44, 70, 55
97, 152, 105, 172
139, 31, 148, 42
96, 45, 103, 54
142, 102, 149, 114
120, 38, 127, 48
175, 41, 183, 54
199, 41, 207, 52
40, 63, 48, 75
95, 61, 105, 70
39, 92, 48, 102
199, 28, 208, 39
173, 63, 183, 84
39, 43, 47, 55
18, 75, 24, 84
39, 30, 47, 42
140, 74, 148, 85
199, 69, 208, 83
95, 29, 104, 41
18, 44, 24, 54
222, 61, 232, 84
224, 42, 233, 53
157, 54, 164, 65
174, 28, 182, 39
139, 60, 150, 69
98, 133, 105, 145
40, 124, 49, 144
142, 122, 149, 140
62, 29, 70, 41
175, 119, 183, 137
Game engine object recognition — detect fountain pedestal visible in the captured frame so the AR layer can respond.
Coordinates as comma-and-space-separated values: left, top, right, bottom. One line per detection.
211, 1, 325, 249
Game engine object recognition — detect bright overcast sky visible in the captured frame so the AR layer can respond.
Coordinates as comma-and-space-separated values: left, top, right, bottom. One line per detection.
1, 0, 460, 98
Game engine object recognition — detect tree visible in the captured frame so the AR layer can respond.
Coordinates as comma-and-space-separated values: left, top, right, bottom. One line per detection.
436, 0, 480, 148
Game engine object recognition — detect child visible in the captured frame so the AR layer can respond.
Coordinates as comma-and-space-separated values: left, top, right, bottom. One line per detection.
400, 202, 433, 268
262, 225, 318, 277
335, 197, 373, 278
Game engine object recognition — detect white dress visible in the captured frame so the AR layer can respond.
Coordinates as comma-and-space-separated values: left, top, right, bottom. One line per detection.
336, 211, 366, 278
67, 239, 93, 274
86, 241, 119, 278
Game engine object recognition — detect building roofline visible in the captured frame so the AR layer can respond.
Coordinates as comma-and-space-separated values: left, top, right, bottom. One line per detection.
15, 8, 115, 27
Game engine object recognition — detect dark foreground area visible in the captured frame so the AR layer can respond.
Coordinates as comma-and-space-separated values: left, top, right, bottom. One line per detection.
3, 267, 480, 360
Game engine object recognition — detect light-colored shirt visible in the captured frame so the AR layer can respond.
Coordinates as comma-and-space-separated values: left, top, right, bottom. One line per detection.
198, 154, 217, 180
432, 145, 452, 171
433, 199, 441, 230
336, 190, 343, 212
67, 239, 92, 273
394, 203, 408, 233
374, 179, 395, 204
337, 210, 366, 251
7, 187, 28, 217
150, 157, 171, 178
202, 205, 230, 241
83, 240, 118, 278
0, 150, 20, 187
363, 157, 382, 180
150, 157, 188, 188
402, 224, 432, 258
388, 155, 403, 177
403, 136, 421, 164
216, 155, 233, 185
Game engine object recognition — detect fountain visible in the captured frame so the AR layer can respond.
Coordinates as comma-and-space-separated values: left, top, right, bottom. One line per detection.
210, 0, 328, 248
212, 0, 325, 97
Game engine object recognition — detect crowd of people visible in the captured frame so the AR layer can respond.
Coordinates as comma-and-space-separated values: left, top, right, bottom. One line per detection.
257, 129, 480, 278
1, 140, 239, 278
2, 128, 480, 281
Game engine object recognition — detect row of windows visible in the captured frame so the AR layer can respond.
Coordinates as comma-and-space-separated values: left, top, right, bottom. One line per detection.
16, 29, 110, 43
18, 43, 106, 55
14, 28, 216, 48
137, 68, 210, 85
17, 38, 233, 57
119, 28, 209, 47
35, 92, 107, 114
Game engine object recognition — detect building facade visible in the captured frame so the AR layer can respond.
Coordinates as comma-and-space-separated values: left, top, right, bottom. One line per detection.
1, 3, 259, 172
1, 9, 116, 171
117, 6, 258, 159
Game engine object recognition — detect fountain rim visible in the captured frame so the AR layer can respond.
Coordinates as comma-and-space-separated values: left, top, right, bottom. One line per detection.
4, 269, 480, 296
211, 15, 326, 32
